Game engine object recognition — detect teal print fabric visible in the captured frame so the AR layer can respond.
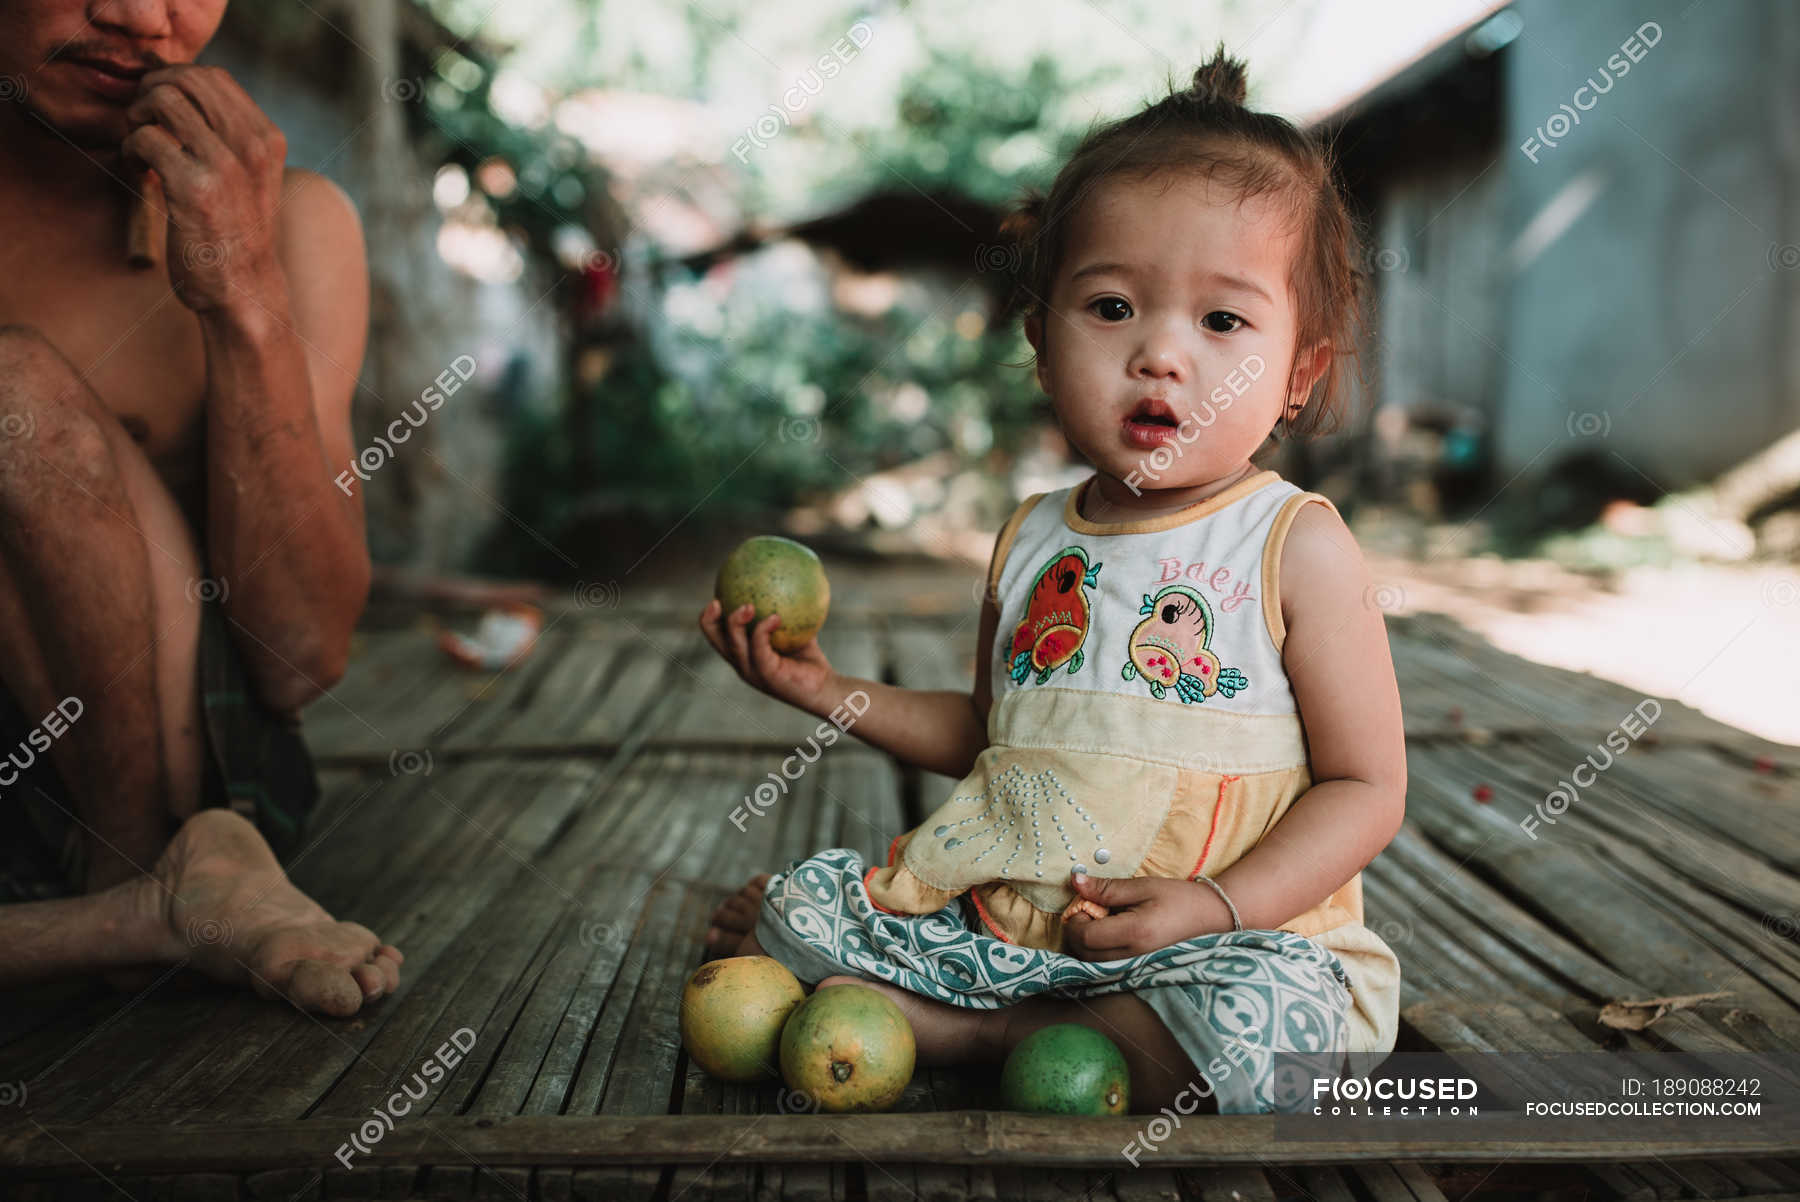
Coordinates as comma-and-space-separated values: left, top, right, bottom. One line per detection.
753, 846, 1354, 1114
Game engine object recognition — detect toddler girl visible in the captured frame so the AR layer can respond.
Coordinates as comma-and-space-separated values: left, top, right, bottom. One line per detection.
698, 46, 1405, 1116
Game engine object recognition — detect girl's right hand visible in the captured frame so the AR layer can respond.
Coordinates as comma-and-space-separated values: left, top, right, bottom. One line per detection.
699, 599, 838, 714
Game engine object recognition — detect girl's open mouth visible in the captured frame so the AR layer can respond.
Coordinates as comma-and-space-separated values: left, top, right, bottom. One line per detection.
1123, 402, 1182, 448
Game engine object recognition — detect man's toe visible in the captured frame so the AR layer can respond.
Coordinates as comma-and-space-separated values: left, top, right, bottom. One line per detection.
287, 959, 364, 1017
351, 961, 386, 1000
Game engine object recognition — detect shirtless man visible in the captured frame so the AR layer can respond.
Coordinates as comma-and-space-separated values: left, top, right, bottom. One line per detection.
0, 0, 401, 1016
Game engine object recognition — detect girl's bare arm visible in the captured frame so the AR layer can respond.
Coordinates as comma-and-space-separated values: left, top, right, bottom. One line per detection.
1204, 502, 1408, 930
801, 586, 1000, 781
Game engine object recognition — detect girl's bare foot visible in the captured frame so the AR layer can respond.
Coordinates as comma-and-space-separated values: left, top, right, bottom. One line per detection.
704, 872, 771, 960
128, 807, 404, 1016
814, 974, 1007, 1068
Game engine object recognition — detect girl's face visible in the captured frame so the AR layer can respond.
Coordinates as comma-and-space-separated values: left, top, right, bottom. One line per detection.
1025, 169, 1329, 510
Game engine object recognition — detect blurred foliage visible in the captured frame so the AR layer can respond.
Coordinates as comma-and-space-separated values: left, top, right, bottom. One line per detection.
414, 54, 600, 250
483, 289, 1049, 576
401, 0, 1305, 571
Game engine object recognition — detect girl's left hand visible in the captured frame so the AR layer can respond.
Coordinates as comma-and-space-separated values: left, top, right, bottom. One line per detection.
1060, 871, 1225, 961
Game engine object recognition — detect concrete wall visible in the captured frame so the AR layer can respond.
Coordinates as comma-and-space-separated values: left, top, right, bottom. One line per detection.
1495, 0, 1800, 489
1372, 149, 1508, 425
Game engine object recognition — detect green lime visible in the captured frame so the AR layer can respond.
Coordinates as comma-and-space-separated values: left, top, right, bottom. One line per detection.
1000, 1022, 1131, 1115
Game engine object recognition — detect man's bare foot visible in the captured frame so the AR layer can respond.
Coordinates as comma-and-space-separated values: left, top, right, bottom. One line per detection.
815, 974, 1005, 1068
704, 872, 771, 960
127, 808, 404, 1017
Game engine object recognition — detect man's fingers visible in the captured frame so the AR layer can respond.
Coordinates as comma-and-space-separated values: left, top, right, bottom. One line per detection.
127, 83, 226, 161
119, 122, 190, 187
139, 64, 261, 150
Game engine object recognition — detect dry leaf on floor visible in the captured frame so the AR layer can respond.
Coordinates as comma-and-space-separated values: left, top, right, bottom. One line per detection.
1598, 989, 1732, 1030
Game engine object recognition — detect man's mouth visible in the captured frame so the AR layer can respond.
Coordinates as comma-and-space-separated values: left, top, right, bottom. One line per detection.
71, 58, 150, 79
59, 55, 152, 103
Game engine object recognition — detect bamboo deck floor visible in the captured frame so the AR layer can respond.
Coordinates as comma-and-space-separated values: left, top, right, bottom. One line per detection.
3, 596, 1799, 1200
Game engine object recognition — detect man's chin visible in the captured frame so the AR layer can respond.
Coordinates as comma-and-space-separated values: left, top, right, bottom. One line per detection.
16, 92, 134, 155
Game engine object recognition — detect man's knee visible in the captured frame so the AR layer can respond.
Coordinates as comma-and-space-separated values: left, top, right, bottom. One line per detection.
0, 326, 122, 503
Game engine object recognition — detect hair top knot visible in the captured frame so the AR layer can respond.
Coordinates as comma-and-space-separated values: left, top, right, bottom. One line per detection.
1189, 43, 1248, 107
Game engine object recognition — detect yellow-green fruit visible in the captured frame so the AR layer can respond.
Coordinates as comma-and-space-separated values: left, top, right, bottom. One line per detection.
1000, 1023, 1131, 1115
714, 535, 830, 653
778, 983, 915, 1112
680, 956, 806, 1083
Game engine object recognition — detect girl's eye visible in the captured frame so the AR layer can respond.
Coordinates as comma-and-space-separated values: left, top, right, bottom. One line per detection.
1202, 311, 1245, 334
1088, 297, 1132, 321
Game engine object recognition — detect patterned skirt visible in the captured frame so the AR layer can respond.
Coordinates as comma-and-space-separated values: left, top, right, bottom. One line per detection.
754, 847, 1355, 1114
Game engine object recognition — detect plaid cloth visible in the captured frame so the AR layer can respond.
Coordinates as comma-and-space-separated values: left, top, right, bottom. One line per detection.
0, 594, 320, 901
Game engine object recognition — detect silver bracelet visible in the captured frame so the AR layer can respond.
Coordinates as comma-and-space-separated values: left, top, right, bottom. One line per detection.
1194, 873, 1243, 932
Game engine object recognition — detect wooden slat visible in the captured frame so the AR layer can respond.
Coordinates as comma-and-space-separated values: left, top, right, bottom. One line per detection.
8, 1113, 1800, 1173
303, 626, 562, 759
438, 619, 687, 753
651, 621, 883, 747
13, 605, 1800, 1200
1184, 1166, 1278, 1201
208, 758, 617, 1122
1401, 740, 1800, 1024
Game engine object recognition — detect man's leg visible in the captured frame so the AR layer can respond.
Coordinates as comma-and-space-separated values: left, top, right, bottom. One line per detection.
0, 325, 205, 891
0, 806, 404, 1016
0, 325, 403, 1014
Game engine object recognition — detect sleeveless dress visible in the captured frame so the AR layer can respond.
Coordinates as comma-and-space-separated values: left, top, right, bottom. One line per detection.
753, 469, 1401, 1110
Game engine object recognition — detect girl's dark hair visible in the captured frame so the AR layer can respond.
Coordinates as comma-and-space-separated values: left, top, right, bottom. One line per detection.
997, 43, 1368, 441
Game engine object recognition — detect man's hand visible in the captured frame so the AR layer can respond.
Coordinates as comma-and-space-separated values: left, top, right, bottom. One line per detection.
1060, 871, 1228, 961
121, 65, 287, 312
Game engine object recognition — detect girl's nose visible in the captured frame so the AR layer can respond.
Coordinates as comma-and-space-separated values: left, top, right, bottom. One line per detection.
1129, 329, 1185, 382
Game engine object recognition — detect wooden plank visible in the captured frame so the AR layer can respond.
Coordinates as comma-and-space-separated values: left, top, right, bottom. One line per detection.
83, 770, 475, 1125
208, 758, 617, 1122
1183, 1166, 1278, 1201
886, 616, 983, 828
10, 1114, 1800, 1174
1471, 736, 1800, 923
1287, 1166, 1359, 1202
1354, 1161, 1450, 1202
885, 618, 978, 694
652, 621, 883, 747
1396, 610, 1800, 762
439, 619, 686, 753
1576, 741, 1800, 873
435, 624, 623, 751
1400, 741, 1800, 1023
303, 627, 526, 759
1747, 1158, 1800, 1187
451, 747, 771, 1196
1372, 824, 1647, 1000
